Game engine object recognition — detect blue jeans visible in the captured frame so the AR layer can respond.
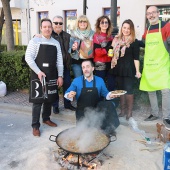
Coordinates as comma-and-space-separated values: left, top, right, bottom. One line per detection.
71, 64, 82, 78
95, 70, 115, 91
53, 66, 72, 108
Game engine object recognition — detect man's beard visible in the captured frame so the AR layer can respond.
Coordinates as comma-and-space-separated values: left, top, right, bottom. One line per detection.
149, 17, 159, 25
84, 72, 92, 78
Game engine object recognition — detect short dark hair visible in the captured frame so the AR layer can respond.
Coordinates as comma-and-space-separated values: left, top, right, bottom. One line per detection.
40, 18, 52, 27
81, 59, 94, 67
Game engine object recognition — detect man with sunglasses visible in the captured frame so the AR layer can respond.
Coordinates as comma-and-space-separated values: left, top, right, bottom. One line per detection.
140, 6, 170, 126
52, 16, 76, 114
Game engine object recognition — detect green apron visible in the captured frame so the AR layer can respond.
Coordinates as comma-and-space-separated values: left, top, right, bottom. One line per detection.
140, 21, 170, 91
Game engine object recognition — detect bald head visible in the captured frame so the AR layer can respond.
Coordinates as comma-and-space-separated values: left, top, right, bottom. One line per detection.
147, 6, 158, 12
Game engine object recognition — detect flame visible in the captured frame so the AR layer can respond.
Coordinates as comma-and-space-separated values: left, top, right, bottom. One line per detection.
67, 154, 73, 160
57, 150, 98, 169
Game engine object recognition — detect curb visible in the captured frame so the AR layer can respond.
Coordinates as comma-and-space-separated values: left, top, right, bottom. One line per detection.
0, 102, 76, 123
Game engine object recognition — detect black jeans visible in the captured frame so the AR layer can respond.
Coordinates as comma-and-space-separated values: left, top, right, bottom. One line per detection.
32, 103, 51, 128
53, 66, 71, 108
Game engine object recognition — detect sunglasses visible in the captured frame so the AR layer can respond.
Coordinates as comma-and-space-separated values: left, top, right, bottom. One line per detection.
79, 20, 87, 23
53, 22, 63, 25
100, 21, 108, 25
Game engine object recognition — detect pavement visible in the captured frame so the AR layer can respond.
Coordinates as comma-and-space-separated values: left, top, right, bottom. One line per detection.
0, 91, 164, 170
0, 91, 76, 122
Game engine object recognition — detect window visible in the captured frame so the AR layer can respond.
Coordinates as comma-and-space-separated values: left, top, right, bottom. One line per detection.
38, 12, 49, 33
65, 10, 77, 33
1, 20, 21, 45
103, 7, 120, 27
158, 6, 170, 23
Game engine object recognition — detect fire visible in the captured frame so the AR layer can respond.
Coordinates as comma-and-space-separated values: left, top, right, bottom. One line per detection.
54, 149, 101, 169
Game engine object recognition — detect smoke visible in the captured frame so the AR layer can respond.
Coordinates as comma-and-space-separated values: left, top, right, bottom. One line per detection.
77, 106, 106, 129
58, 107, 110, 153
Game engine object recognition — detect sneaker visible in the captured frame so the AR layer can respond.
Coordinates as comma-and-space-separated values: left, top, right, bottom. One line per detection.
144, 114, 159, 121
163, 118, 170, 130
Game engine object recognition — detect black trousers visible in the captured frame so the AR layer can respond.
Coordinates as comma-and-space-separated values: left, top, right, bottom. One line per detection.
53, 66, 71, 108
32, 103, 51, 128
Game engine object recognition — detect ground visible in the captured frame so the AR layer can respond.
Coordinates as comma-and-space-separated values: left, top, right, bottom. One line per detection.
0, 107, 164, 170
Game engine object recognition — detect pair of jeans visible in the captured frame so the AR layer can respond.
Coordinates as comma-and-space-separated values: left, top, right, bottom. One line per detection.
71, 63, 82, 78
53, 66, 72, 108
32, 103, 51, 128
148, 89, 170, 118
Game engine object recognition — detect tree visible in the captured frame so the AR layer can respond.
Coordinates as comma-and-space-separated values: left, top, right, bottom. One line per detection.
0, 8, 4, 46
1, 0, 14, 51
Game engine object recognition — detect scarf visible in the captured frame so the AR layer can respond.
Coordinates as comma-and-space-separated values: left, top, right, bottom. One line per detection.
111, 35, 132, 68
71, 28, 94, 40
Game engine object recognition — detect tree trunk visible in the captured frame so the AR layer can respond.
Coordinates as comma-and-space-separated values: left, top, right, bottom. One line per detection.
0, 8, 4, 46
1, 0, 14, 51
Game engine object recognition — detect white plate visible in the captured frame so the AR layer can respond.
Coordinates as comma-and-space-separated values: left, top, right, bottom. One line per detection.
111, 90, 127, 95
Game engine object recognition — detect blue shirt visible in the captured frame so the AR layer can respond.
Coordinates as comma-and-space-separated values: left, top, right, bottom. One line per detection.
65, 75, 109, 100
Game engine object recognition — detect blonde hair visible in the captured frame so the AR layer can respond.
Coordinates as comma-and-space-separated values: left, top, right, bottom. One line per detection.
74, 15, 91, 30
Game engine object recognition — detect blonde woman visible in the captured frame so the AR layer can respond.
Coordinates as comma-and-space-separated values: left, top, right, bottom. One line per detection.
69, 15, 94, 78
111, 19, 141, 120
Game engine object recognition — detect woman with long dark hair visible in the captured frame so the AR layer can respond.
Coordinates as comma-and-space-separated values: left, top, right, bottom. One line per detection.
93, 15, 115, 91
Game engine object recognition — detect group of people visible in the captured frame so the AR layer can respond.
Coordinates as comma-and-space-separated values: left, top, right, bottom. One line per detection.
25, 5, 170, 137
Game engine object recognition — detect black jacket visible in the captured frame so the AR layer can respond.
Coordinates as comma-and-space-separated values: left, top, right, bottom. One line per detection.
52, 30, 71, 69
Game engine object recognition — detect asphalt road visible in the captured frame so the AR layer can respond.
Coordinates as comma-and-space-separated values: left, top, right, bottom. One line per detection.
0, 109, 75, 170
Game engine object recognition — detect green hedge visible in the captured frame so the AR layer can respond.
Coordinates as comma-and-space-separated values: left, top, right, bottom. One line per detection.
0, 50, 30, 90
0, 44, 27, 52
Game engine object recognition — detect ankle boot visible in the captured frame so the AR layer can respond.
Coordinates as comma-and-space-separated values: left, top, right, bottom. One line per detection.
119, 95, 126, 117
126, 94, 134, 120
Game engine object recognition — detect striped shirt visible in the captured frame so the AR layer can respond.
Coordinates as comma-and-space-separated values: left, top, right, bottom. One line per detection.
25, 36, 63, 77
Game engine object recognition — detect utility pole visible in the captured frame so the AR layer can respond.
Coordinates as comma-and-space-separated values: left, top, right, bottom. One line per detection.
110, 0, 119, 36
83, 0, 87, 15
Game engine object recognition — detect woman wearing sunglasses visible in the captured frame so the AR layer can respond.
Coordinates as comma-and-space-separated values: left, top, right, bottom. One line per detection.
69, 15, 94, 78
93, 15, 115, 92
111, 19, 141, 120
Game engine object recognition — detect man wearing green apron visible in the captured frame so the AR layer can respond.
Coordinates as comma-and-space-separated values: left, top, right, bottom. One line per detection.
140, 6, 170, 127
25, 18, 63, 137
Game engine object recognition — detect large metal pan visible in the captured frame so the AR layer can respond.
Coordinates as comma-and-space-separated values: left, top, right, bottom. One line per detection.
49, 127, 116, 155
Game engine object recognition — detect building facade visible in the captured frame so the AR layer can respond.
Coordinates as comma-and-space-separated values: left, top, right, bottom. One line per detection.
0, 0, 169, 45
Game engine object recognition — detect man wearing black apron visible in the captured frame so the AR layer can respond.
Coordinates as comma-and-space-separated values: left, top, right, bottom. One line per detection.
25, 18, 63, 137
64, 60, 120, 136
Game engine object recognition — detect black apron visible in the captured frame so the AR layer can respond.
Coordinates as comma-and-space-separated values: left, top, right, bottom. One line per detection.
76, 76, 99, 120
76, 76, 120, 135
29, 44, 58, 103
